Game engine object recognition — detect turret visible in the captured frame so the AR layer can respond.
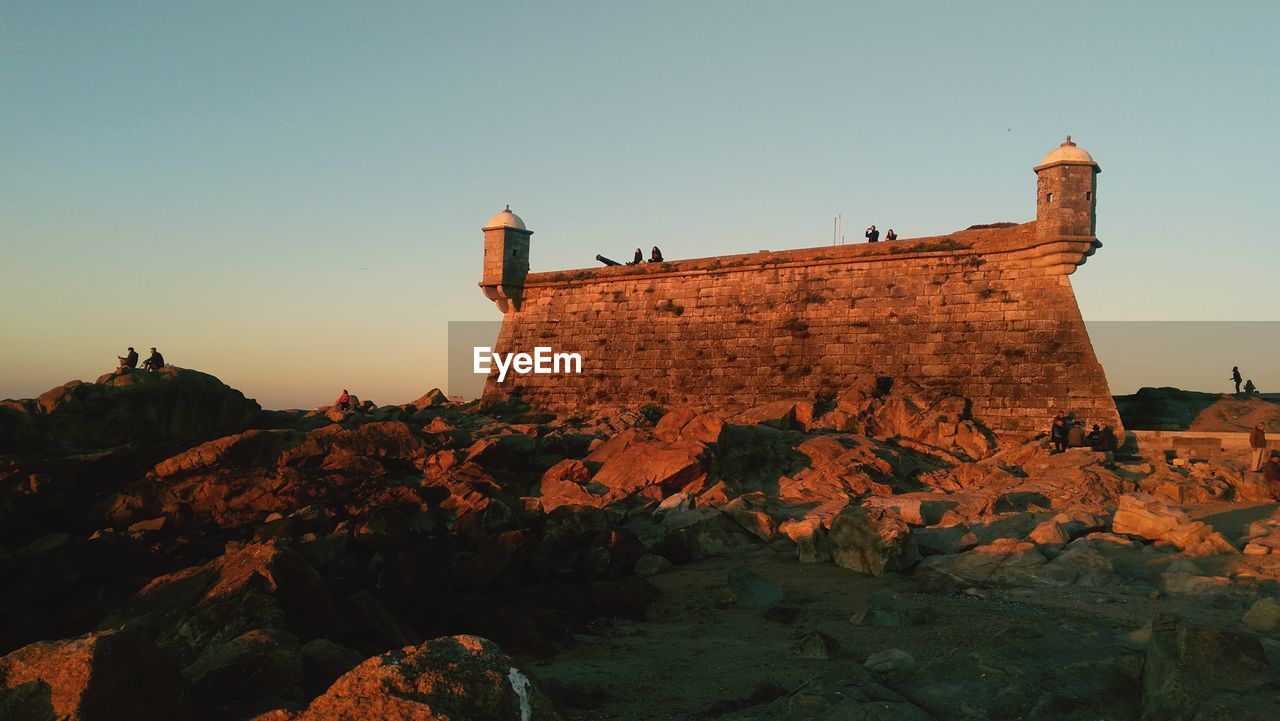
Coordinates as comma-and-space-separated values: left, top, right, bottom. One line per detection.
480, 206, 531, 313
1034, 135, 1100, 239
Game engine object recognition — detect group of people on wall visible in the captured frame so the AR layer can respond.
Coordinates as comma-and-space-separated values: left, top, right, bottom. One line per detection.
864, 225, 897, 243
627, 246, 664, 265
114, 346, 165, 375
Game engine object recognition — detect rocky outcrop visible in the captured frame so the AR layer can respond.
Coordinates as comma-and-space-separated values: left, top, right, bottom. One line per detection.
291, 635, 564, 721
1112, 494, 1237, 556
828, 506, 920, 576
99, 542, 334, 667
2, 367, 259, 454
0, 630, 201, 721
1141, 614, 1280, 721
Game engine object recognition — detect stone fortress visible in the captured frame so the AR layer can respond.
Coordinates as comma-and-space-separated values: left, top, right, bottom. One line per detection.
479, 137, 1120, 440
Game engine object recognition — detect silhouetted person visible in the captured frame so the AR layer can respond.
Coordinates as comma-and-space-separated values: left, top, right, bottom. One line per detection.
335, 389, 351, 412
628, 248, 643, 265
649, 246, 664, 263
1245, 379, 1257, 395
1232, 366, 1243, 394
116, 346, 138, 374
1086, 423, 1102, 449
143, 347, 164, 372
1066, 421, 1087, 448
885, 229, 898, 241
865, 225, 880, 243
1050, 410, 1068, 453
1250, 423, 1268, 472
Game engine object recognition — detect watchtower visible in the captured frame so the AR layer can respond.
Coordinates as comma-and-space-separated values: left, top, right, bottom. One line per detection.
1034, 135, 1100, 240
480, 206, 532, 313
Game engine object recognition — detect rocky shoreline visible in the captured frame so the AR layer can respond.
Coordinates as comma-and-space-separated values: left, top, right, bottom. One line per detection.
2, 368, 1279, 719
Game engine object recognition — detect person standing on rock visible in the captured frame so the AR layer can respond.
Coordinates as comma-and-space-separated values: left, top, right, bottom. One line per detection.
143, 347, 165, 372
1050, 411, 1069, 453
1250, 423, 1268, 472
1232, 366, 1243, 394
335, 389, 351, 412
865, 225, 880, 243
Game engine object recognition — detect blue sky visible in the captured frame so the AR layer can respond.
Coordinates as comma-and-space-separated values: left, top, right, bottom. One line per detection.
2, 2, 1278, 408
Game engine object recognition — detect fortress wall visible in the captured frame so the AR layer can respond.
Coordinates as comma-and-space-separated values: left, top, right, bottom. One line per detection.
482, 223, 1120, 439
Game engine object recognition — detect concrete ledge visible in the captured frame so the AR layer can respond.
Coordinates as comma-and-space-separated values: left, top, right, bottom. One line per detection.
1129, 429, 1280, 453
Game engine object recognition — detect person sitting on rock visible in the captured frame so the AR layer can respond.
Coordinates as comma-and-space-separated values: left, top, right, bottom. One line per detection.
116, 346, 138, 374
1050, 410, 1069, 453
628, 248, 643, 265
649, 246, 664, 263
1066, 420, 1087, 448
865, 225, 880, 243
143, 347, 164, 372
1085, 423, 1102, 449
885, 229, 898, 241
1097, 423, 1119, 467
335, 389, 351, 412
1245, 379, 1258, 395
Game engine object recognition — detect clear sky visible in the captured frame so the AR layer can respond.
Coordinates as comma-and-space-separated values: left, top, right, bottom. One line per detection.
3, 2, 1278, 408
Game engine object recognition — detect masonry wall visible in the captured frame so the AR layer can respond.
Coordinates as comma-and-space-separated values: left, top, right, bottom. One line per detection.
482, 222, 1119, 440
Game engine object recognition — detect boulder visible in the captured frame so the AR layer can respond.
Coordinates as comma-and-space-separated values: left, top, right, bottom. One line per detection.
778, 517, 831, 563
863, 494, 957, 526
98, 542, 335, 667
295, 635, 564, 720
726, 567, 784, 608
730, 400, 814, 431
15, 367, 260, 453
0, 630, 199, 720
917, 538, 1048, 586
590, 440, 706, 502
633, 554, 673, 577
652, 407, 697, 442
410, 389, 448, 410
791, 631, 842, 660
536, 460, 603, 512
913, 523, 979, 556
181, 628, 303, 714
1141, 613, 1278, 721
818, 379, 998, 460
828, 507, 920, 576
1243, 597, 1280, 633
1112, 494, 1237, 556
849, 590, 934, 628
680, 412, 727, 444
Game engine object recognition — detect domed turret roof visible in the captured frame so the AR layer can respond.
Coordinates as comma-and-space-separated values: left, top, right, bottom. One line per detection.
484, 205, 526, 230
1036, 136, 1099, 170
